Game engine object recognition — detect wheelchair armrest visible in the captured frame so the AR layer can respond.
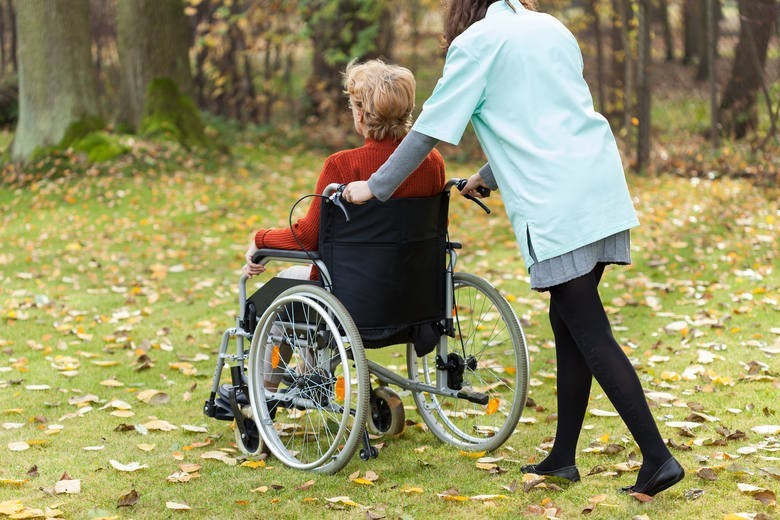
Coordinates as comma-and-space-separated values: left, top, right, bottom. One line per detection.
252, 248, 321, 265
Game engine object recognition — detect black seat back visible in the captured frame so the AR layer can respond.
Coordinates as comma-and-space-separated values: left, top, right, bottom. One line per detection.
318, 192, 449, 350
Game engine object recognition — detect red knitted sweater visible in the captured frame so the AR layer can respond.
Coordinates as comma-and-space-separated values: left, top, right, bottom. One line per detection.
254, 137, 446, 252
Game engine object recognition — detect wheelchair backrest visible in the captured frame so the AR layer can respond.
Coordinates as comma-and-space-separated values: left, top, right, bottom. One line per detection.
318, 191, 449, 347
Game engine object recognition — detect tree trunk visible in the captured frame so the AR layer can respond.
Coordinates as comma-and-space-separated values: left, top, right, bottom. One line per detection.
191, 0, 215, 110
620, 0, 634, 131
116, 0, 193, 131
7, 0, 16, 73
89, 0, 117, 105
683, 0, 701, 64
0, 1, 6, 74
11, 0, 100, 162
587, 0, 606, 113
719, 0, 776, 139
695, 0, 720, 81
637, 0, 651, 171
655, 0, 674, 61
608, 0, 626, 122
707, 0, 719, 146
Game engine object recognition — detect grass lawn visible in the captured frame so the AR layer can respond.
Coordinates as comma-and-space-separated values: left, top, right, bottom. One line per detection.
0, 134, 778, 519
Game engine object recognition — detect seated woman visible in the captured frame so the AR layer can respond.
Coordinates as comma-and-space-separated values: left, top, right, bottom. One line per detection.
243, 59, 446, 279
242, 59, 446, 395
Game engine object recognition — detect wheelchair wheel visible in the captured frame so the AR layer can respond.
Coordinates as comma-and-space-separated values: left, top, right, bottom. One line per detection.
247, 285, 369, 474
408, 272, 529, 452
367, 386, 405, 436
233, 407, 263, 456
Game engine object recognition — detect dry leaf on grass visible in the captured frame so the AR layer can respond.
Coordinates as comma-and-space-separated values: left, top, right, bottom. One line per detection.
136, 389, 170, 405
349, 471, 378, 486
582, 493, 608, 514
200, 450, 237, 466
180, 424, 208, 433
737, 483, 777, 506
53, 476, 81, 495
0, 500, 24, 516
751, 425, 780, 435
7, 441, 29, 452
166, 501, 191, 510
628, 491, 654, 503
240, 460, 266, 469
142, 419, 178, 431
325, 496, 363, 508
696, 467, 719, 481
109, 459, 148, 472
437, 488, 469, 502
117, 489, 139, 507
0, 479, 28, 487
470, 494, 507, 501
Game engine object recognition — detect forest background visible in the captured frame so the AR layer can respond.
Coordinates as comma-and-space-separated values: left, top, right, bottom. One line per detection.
0, 0, 778, 179
0, 1, 778, 519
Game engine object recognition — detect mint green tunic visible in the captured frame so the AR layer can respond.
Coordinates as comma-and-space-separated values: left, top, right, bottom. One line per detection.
412, 0, 639, 268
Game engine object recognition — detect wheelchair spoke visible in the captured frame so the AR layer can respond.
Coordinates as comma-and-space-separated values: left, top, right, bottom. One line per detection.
248, 286, 368, 474
409, 272, 529, 452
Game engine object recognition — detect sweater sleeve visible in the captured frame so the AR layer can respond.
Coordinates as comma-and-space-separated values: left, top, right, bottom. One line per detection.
478, 162, 499, 190
255, 157, 341, 251
366, 130, 439, 202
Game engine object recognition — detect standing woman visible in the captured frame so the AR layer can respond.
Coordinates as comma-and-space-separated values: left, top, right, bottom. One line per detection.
343, 0, 684, 496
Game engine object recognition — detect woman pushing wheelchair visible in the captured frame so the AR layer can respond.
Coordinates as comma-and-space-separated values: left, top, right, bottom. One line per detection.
343, 0, 684, 498
221, 55, 530, 474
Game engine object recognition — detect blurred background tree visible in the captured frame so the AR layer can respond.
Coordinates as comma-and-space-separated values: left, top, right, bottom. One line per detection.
11, 0, 100, 162
0, 0, 777, 181
116, 0, 195, 133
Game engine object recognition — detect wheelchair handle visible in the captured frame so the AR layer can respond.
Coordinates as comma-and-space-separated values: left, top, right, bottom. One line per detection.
323, 183, 350, 222
451, 178, 491, 215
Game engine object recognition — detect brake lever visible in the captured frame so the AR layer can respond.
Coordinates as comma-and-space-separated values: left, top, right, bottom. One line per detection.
330, 184, 351, 222
455, 179, 491, 215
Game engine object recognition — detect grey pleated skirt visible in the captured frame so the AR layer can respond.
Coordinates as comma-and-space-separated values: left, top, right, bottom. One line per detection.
529, 230, 631, 291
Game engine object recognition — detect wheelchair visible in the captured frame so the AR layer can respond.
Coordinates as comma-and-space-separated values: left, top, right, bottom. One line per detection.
203, 179, 530, 474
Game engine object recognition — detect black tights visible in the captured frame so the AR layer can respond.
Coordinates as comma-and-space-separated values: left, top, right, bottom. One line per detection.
537, 264, 672, 485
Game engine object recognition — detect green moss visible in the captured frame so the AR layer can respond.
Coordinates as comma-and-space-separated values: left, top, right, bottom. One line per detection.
59, 116, 106, 148
140, 77, 206, 148
72, 131, 129, 163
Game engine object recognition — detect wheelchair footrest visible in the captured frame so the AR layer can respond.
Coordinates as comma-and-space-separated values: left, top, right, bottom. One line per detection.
456, 389, 490, 406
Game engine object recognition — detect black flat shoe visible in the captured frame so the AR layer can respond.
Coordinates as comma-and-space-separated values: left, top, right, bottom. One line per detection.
620, 458, 685, 496
521, 463, 581, 483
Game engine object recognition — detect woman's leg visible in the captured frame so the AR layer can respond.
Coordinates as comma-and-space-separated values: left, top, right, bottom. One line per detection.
547, 265, 673, 485
534, 264, 604, 471
533, 297, 593, 471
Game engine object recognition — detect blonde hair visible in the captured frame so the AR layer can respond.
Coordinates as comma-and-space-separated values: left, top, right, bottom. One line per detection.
343, 59, 415, 141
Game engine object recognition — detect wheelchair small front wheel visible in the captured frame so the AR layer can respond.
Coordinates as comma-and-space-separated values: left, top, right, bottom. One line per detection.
247, 285, 369, 474
408, 272, 529, 452
367, 386, 405, 436
233, 407, 263, 456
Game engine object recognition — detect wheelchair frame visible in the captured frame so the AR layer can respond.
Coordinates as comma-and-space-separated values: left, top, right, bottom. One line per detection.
204, 179, 530, 474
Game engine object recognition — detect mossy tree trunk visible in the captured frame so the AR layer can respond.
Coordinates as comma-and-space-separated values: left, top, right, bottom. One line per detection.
11, 0, 100, 162
116, 0, 193, 132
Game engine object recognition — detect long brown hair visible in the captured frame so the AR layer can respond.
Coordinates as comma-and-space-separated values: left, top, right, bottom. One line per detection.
443, 0, 537, 49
